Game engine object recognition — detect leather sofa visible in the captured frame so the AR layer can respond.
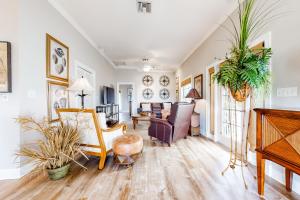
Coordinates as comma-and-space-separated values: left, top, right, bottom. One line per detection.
148, 102, 194, 146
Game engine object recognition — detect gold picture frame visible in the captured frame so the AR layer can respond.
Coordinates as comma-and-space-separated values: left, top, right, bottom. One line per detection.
46, 34, 69, 82
194, 74, 203, 99
0, 41, 12, 93
47, 80, 69, 122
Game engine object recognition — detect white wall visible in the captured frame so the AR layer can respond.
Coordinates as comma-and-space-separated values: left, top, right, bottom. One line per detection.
176, 0, 300, 194
0, 0, 21, 178
115, 70, 176, 115
0, 0, 116, 179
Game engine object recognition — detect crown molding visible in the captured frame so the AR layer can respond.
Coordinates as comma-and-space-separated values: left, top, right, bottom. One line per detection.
113, 65, 175, 73
48, 0, 117, 68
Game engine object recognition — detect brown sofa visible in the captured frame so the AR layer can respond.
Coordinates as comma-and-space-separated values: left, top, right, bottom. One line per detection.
148, 102, 194, 146
138, 102, 172, 118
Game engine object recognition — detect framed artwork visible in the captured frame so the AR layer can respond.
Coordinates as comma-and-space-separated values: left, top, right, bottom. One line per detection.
127, 88, 133, 101
160, 88, 170, 99
127, 88, 133, 96
194, 74, 203, 99
160, 75, 170, 86
0, 41, 12, 93
46, 34, 69, 82
142, 75, 153, 86
47, 81, 69, 122
143, 88, 154, 100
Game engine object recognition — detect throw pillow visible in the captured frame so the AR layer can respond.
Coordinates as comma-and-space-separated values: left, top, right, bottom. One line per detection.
141, 103, 151, 112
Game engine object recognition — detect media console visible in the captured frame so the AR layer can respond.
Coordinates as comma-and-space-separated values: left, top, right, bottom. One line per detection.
96, 104, 119, 127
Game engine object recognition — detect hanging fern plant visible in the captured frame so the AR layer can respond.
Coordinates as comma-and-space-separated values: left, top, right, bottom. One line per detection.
214, 0, 278, 102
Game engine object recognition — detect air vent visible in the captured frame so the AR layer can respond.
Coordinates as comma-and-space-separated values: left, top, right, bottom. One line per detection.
137, 1, 151, 13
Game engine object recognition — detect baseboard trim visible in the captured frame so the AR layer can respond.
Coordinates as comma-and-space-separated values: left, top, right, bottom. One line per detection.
0, 168, 20, 180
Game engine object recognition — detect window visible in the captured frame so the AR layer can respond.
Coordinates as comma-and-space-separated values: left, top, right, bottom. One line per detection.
181, 77, 192, 102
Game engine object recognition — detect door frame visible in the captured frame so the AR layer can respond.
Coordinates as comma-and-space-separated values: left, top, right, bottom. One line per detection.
117, 82, 136, 115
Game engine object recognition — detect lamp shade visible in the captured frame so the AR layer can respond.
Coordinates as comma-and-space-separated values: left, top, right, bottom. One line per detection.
68, 77, 94, 92
185, 88, 201, 99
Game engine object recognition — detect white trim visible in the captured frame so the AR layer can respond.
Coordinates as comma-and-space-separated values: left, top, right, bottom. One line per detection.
48, 0, 116, 69
205, 60, 224, 142
0, 169, 20, 180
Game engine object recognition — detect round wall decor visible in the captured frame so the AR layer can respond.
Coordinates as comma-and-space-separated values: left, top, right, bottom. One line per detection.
143, 88, 154, 100
142, 75, 153, 86
160, 88, 170, 99
160, 75, 170, 86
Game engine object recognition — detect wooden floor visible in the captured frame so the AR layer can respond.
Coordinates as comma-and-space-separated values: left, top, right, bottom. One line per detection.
0, 121, 299, 200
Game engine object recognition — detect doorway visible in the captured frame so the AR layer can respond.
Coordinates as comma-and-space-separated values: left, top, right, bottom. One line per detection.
117, 83, 134, 122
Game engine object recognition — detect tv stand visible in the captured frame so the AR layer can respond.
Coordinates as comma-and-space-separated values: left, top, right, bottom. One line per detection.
96, 104, 119, 127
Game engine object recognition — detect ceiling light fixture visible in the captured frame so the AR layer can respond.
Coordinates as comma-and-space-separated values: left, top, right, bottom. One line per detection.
142, 58, 153, 72
137, 1, 151, 13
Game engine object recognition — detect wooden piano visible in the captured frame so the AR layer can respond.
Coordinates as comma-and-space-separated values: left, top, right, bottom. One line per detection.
254, 108, 300, 195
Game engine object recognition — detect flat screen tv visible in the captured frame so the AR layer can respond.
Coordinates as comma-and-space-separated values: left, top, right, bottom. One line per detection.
103, 86, 115, 105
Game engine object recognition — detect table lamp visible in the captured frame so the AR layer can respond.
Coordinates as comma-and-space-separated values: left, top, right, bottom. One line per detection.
185, 88, 201, 104
68, 76, 94, 109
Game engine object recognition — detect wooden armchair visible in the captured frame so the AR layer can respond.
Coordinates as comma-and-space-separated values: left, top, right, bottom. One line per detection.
57, 108, 127, 169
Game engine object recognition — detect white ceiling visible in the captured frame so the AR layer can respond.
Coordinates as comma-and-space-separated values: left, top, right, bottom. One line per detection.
50, 0, 237, 72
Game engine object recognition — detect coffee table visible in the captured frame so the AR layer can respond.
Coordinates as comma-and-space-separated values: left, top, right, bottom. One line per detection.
132, 114, 151, 129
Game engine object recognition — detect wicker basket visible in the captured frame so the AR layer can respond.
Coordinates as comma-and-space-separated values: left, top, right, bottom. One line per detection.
230, 84, 251, 102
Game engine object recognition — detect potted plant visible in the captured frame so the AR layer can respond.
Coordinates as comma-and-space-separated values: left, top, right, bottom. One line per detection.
214, 0, 274, 102
16, 117, 87, 180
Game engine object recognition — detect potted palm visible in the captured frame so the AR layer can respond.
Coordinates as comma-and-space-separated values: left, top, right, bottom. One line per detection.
214, 0, 274, 101
213, 0, 281, 189
16, 117, 88, 180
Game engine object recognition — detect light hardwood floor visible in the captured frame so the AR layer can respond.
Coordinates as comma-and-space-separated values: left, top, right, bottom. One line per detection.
0, 121, 299, 200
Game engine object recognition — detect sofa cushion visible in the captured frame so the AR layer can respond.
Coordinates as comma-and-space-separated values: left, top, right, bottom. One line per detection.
141, 103, 151, 112
163, 102, 172, 112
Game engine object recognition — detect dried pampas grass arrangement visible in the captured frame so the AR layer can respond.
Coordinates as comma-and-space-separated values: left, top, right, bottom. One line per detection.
16, 117, 88, 176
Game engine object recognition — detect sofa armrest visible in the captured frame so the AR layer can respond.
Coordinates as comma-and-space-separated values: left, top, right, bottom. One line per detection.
150, 118, 172, 129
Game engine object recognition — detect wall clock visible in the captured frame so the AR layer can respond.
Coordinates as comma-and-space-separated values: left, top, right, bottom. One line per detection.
160, 75, 170, 86
143, 88, 154, 99
142, 75, 153, 86
160, 88, 170, 99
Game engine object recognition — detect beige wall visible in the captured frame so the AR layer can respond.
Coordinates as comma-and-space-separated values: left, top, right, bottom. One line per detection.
176, 0, 300, 193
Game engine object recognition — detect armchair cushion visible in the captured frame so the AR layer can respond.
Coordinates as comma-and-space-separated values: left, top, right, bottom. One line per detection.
163, 102, 172, 112
98, 112, 108, 129
57, 109, 124, 153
